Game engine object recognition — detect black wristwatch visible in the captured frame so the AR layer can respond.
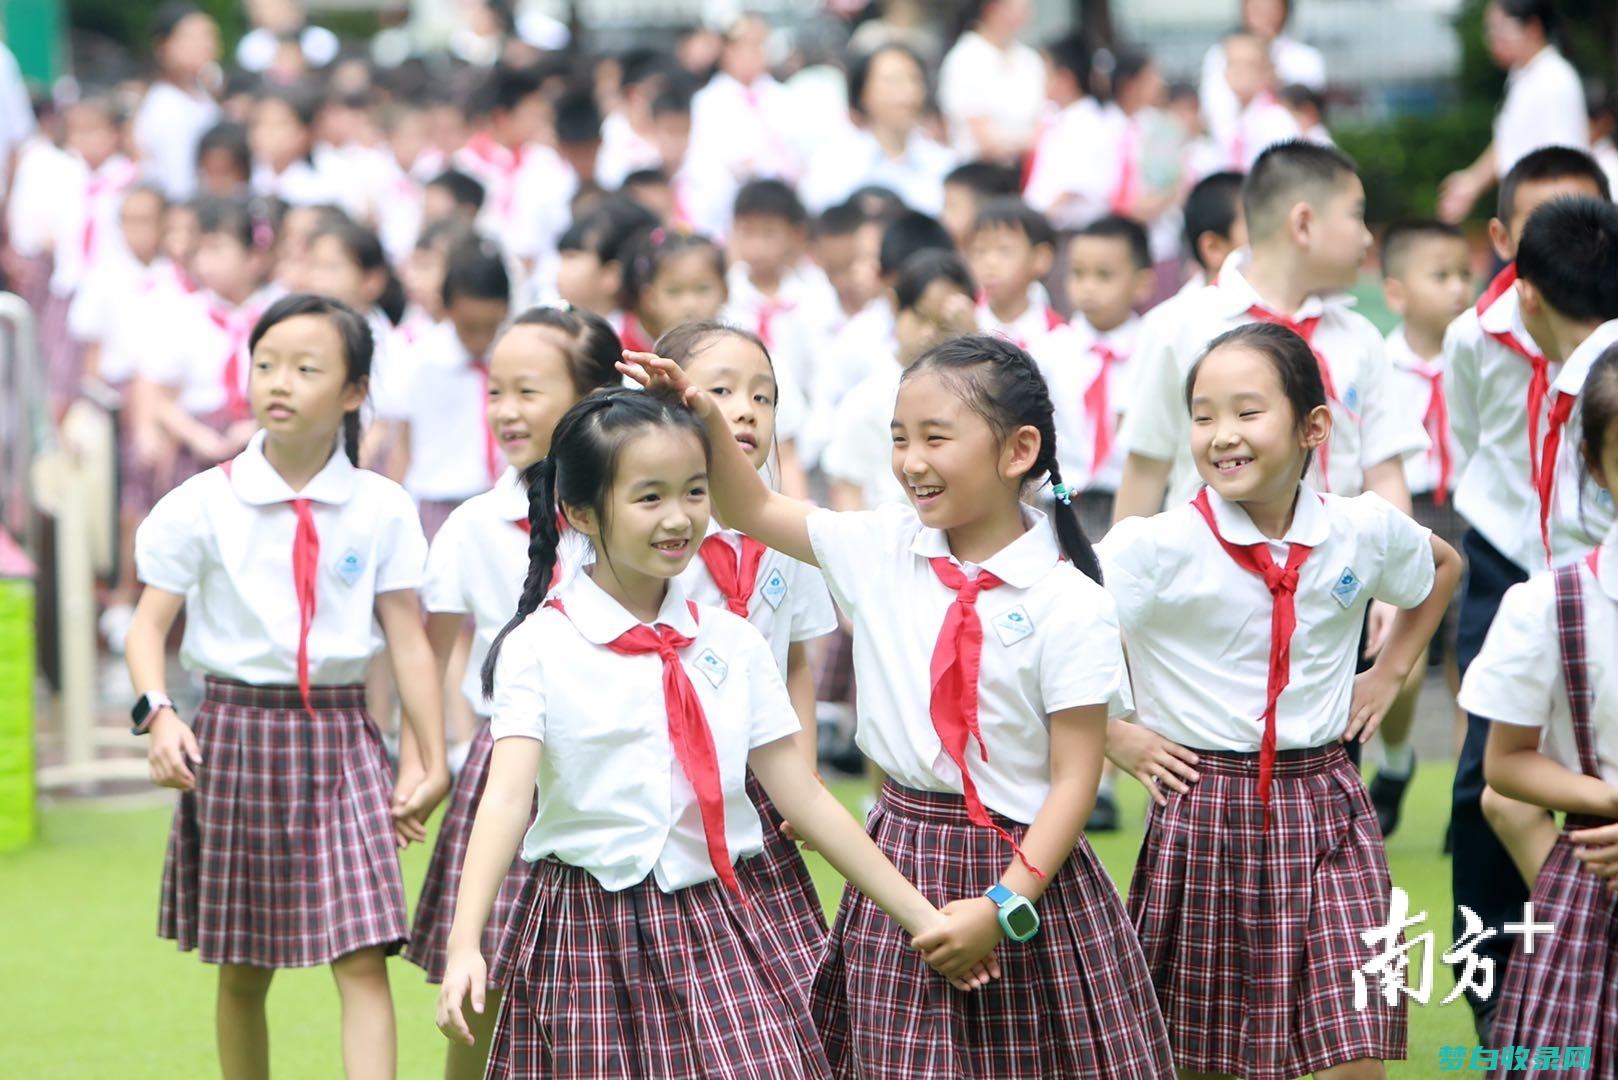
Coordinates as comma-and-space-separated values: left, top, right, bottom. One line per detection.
131, 692, 176, 735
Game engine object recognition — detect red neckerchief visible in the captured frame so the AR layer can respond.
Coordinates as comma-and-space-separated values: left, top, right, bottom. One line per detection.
1083, 340, 1126, 484
1476, 263, 1553, 489
1190, 488, 1314, 827
545, 594, 743, 900
698, 534, 768, 617
926, 556, 1044, 878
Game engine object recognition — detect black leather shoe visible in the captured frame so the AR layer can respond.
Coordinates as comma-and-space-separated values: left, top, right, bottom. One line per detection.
1369, 753, 1416, 838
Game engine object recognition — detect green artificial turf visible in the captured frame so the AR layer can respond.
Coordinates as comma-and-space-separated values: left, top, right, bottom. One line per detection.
2, 763, 1478, 1077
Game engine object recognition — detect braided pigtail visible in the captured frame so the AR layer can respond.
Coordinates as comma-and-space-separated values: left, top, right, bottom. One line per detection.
481, 456, 559, 700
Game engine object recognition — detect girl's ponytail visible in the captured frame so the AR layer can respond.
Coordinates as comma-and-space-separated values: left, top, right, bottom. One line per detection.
342, 412, 361, 465
481, 456, 561, 700
1045, 463, 1103, 584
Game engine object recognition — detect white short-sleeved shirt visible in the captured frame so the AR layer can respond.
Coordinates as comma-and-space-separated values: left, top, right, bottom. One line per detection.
807, 503, 1133, 823
937, 31, 1045, 161
719, 261, 839, 443
689, 72, 803, 186
395, 320, 498, 502
1385, 326, 1456, 498
1494, 47, 1589, 178
976, 286, 1064, 353
1443, 266, 1557, 573
1200, 35, 1325, 153
804, 298, 897, 469
1458, 531, 1618, 785
135, 430, 427, 686
69, 250, 155, 358
0, 43, 34, 197
1218, 94, 1301, 173
49, 154, 138, 297
798, 126, 955, 216
5, 138, 76, 258
138, 286, 281, 417
595, 110, 662, 191
1023, 98, 1114, 232
1037, 314, 1140, 493
1546, 320, 1618, 567
1099, 484, 1435, 751
822, 360, 909, 508
251, 159, 348, 209
1118, 252, 1428, 504
490, 572, 800, 892
676, 520, 837, 677
133, 81, 220, 201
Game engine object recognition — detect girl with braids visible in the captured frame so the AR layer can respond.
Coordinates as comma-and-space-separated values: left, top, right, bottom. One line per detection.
616, 226, 728, 353
437, 387, 995, 1078
403, 306, 623, 1080
1098, 323, 1461, 1080
658, 320, 840, 993
126, 294, 450, 1077
623, 333, 1175, 1078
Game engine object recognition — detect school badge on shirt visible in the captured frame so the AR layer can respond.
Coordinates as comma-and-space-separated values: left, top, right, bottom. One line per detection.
760, 567, 788, 609
335, 548, 365, 586
694, 648, 729, 688
1330, 566, 1362, 608
992, 606, 1035, 647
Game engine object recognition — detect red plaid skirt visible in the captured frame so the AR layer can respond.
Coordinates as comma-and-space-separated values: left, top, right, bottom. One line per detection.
404, 720, 535, 984
1127, 743, 1407, 1079
810, 782, 1174, 1079
488, 860, 832, 1079
158, 678, 408, 968
1487, 816, 1618, 1079
736, 770, 827, 993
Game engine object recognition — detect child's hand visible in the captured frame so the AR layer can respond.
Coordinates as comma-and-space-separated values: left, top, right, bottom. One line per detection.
912, 897, 1004, 990
147, 710, 202, 791
1345, 664, 1403, 744
436, 946, 488, 1046
779, 819, 817, 852
617, 350, 718, 420
392, 764, 451, 847
1105, 721, 1199, 806
1362, 600, 1397, 661
1569, 820, 1618, 887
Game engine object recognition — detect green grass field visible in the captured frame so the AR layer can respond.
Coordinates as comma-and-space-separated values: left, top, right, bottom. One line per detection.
1, 766, 1476, 1078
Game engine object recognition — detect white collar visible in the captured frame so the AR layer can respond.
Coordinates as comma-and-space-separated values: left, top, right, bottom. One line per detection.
491, 466, 529, 521
1215, 250, 1351, 321
1553, 319, 1618, 395
907, 504, 1061, 589
1511, 44, 1560, 82
1067, 312, 1140, 352
228, 430, 357, 506
1479, 272, 1534, 339
1201, 481, 1331, 548
1385, 325, 1435, 372
554, 569, 700, 644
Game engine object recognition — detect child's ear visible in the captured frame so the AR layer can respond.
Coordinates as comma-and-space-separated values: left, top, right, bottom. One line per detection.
1300, 403, 1332, 452
1132, 266, 1155, 306
1287, 199, 1314, 248
340, 375, 369, 413
1487, 217, 1512, 263
563, 502, 598, 538
999, 423, 1043, 482
1383, 276, 1407, 318
1032, 242, 1054, 280
1516, 277, 1541, 319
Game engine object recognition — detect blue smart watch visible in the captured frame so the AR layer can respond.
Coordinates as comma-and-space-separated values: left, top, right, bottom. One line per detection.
984, 883, 1040, 942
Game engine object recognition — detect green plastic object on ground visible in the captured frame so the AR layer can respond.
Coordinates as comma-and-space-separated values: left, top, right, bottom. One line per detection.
0, 528, 36, 852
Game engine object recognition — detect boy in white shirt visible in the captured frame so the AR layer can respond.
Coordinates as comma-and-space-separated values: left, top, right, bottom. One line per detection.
966, 197, 1060, 350
1022, 35, 1111, 231
1218, 33, 1301, 172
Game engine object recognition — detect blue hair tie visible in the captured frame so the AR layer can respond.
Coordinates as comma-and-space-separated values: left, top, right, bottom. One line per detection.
1052, 482, 1075, 506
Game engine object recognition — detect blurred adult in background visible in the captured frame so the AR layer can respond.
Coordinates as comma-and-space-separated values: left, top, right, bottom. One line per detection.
938, 0, 1045, 166
1198, 0, 1323, 157
1438, 0, 1587, 222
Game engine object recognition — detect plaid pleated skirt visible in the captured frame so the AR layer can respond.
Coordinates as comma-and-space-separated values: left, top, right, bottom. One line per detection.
810, 782, 1174, 1079
404, 719, 535, 984
487, 859, 832, 1079
159, 678, 409, 968
1488, 816, 1618, 1079
735, 771, 827, 992
1127, 743, 1407, 1080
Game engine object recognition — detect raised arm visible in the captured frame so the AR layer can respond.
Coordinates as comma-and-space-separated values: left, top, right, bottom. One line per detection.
620, 351, 820, 566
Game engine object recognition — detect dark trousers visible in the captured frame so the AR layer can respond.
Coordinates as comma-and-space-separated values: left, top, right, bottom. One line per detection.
1451, 529, 1531, 1022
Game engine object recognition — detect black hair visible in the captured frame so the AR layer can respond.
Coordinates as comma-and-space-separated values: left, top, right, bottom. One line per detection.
943, 160, 1021, 200
1515, 197, 1618, 323
468, 64, 545, 120
1042, 35, 1091, 94
847, 42, 929, 117
733, 178, 808, 228
1496, 0, 1556, 37
1184, 322, 1327, 477
194, 194, 279, 254
415, 216, 476, 255
426, 168, 487, 214
879, 210, 954, 279
621, 228, 724, 308
555, 88, 602, 145
894, 249, 976, 312
970, 197, 1055, 250
1182, 170, 1244, 271
651, 83, 694, 120
122, 183, 168, 213
1241, 139, 1359, 242
846, 184, 907, 222
1108, 49, 1155, 105
622, 166, 671, 191
1579, 345, 1618, 501
254, 83, 320, 131
1074, 214, 1151, 272
560, 196, 660, 263
500, 305, 626, 397
249, 293, 374, 465
903, 334, 1103, 582
1278, 82, 1325, 118
310, 220, 407, 325
441, 235, 511, 308
1497, 145, 1610, 225
152, 2, 205, 44
814, 200, 870, 239
481, 387, 710, 697
1379, 218, 1464, 279
196, 121, 251, 177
